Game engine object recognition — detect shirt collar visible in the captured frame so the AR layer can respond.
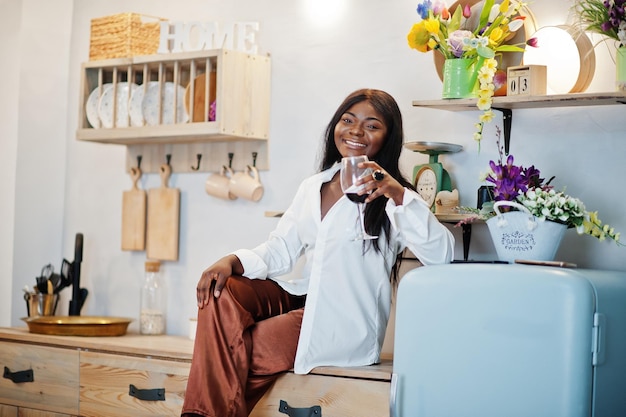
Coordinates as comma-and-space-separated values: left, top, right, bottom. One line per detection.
319, 161, 341, 182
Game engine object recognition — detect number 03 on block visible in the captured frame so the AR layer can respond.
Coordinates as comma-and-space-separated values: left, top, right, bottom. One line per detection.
507, 65, 547, 96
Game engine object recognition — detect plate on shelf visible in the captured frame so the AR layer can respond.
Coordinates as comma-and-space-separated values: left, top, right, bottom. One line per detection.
98, 82, 139, 128
86, 84, 111, 129
142, 81, 189, 126
184, 72, 217, 122
129, 82, 158, 127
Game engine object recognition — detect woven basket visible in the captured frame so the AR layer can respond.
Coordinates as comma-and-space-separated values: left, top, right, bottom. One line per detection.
486, 201, 567, 263
89, 13, 164, 61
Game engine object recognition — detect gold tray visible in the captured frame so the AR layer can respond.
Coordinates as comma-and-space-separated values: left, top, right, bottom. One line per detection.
22, 316, 133, 337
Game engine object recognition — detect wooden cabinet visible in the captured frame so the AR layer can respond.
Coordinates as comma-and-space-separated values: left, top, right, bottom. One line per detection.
0, 327, 392, 416
0, 407, 73, 417
76, 49, 271, 173
0, 341, 79, 416
251, 361, 392, 417
0, 329, 193, 416
79, 351, 189, 416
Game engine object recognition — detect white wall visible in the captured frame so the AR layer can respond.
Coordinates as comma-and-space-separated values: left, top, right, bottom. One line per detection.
3, 0, 626, 336
3, 0, 73, 325
0, 0, 21, 326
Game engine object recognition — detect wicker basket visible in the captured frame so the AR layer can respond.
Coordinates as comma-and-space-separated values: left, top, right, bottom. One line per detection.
89, 13, 165, 61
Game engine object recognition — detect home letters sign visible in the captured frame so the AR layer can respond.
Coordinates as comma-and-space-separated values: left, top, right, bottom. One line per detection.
158, 21, 259, 54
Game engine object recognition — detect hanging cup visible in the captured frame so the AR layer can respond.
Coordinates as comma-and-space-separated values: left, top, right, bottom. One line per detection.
229, 165, 264, 202
205, 166, 237, 200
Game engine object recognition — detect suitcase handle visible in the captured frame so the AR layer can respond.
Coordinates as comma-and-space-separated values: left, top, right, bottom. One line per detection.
128, 384, 165, 401
3, 366, 34, 383
389, 372, 398, 417
278, 400, 321, 416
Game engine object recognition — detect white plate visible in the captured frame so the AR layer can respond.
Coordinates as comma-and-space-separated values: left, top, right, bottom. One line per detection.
129, 82, 158, 127
142, 82, 189, 126
86, 84, 111, 129
98, 82, 139, 128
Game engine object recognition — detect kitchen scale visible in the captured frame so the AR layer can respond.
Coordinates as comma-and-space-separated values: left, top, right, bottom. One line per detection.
404, 141, 463, 211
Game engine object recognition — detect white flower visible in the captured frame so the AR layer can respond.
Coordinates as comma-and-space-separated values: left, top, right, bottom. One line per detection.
619, 21, 626, 45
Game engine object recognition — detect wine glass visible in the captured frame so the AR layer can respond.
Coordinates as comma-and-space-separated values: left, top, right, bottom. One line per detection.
340, 155, 378, 240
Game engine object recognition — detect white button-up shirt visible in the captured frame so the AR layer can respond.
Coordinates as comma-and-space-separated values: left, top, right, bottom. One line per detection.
233, 163, 454, 373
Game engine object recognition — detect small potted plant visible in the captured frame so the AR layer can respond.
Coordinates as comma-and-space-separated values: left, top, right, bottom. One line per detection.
406, 0, 534, 147
573, 0, 626, 90
459, 126, 622, 262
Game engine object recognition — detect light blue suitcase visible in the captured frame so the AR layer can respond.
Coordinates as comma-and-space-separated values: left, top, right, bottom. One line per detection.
391, 264, 626, 417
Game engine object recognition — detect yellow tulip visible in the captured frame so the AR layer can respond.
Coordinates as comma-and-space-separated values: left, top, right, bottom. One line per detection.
424, 18, 440, 34
499, 0, 510, 14
407, 21, 431, 52
489, 27, 505, 43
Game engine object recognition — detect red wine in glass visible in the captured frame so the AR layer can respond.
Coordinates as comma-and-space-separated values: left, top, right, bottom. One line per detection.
340, 155, 378, 240
346, 193, 367, 204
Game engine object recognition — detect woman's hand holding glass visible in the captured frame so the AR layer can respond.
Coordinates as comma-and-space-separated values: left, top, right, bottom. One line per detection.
340, 155, 378, 240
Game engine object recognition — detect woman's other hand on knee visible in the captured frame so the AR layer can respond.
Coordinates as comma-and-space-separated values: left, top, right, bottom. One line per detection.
196, 254, 243, 307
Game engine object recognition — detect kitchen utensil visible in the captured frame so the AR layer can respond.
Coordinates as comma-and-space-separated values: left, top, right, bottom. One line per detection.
69, 233, 88, 316
47, 273, 61, 293
121, 167, 147, 251
205, 165, 237, 200
146, 164, 180, 261
25, 292, 58, 317
41, 263, 54, 280
60, 258, 72, 288
35, 277, 47, 293
229, 165, 264, 202
22, 316, 133, 336
184, 71, 217, 122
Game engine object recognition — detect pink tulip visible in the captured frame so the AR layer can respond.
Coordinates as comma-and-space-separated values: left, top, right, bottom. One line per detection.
527, 37, 539, 48
463, 4, 471, 18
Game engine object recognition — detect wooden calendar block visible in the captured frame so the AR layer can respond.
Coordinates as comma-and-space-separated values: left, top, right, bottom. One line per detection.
507, 65, 547, 96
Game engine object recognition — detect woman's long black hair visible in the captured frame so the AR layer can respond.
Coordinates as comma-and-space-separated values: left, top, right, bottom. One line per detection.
319, 89, 415, 261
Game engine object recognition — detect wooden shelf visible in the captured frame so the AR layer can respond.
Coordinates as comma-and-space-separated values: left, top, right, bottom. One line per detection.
76, 49, 271, 173
412, 91, 626, 111
413, 92, 626, 154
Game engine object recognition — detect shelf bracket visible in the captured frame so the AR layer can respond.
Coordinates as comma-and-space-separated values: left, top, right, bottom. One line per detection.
492, 107, 512, 155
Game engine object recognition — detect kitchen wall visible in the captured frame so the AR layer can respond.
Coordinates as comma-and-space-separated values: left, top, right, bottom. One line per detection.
2, 0, 625, 338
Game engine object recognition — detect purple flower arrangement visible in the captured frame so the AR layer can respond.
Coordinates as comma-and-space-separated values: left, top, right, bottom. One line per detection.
575, 0, 626, 46
459, 127, 622, 245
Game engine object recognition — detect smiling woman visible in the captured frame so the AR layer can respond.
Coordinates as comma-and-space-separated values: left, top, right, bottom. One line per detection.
181, 89, 454, 417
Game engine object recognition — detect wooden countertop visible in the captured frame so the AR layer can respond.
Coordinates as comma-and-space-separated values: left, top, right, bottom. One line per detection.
0, 326, 194, 361
0, 326, 393, 380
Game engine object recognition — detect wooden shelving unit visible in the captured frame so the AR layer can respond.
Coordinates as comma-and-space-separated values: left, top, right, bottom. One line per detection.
412, 91, 626, 111
413, 92, 626, 153
412, 91, 626, 260
76, 49, 271, 173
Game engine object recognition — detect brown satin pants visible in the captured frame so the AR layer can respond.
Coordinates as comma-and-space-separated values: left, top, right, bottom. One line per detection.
181, 276, 306, 417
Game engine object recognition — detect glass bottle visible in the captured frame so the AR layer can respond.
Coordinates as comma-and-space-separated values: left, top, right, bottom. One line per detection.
140, 260, 166, 335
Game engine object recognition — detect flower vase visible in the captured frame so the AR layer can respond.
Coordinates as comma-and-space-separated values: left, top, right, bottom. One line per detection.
442, 58, 479, 99
486, 201, 567, 263
617, 47, 626, 92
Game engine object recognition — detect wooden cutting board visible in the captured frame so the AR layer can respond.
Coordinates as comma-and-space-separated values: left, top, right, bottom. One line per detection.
146, 164, 180, 261
184, 71, 217, 122
121, 167, 146, 251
